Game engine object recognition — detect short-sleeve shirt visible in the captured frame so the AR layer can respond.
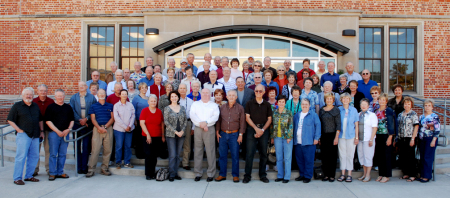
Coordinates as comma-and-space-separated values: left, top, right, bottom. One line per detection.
300, 89, 319, 111
7, 101, 43, 138
244, 98, 273, 126
397, 110, 419, 138
45, 103, 75, 132
88, 102, 113, 126
140, 107, 164, 137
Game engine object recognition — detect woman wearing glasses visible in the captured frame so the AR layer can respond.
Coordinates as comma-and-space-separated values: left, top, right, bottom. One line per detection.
274, 66, 288, 95
245, 60, 264, 87
300, 77, 320, 115
368, 86, 381, 112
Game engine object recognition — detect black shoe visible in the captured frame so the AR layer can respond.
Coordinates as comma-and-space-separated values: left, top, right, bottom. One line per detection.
283, 180, 289, 183
329, 178, 335, 182
322, 177, 329, 181
295, 176, 305, 181
207, 177, 214, 182
32, 172, 38, 177
78, 170, 86, 174
303, 178, 311, 183
146, 176, 152, 180
243, 177, 250, 184
195, 177, 201, 182
169, 177, 174, 182
260, 177, 269, 183
174, 175, 182, 180
183, 166, 191, 170
275, 178, 284, 182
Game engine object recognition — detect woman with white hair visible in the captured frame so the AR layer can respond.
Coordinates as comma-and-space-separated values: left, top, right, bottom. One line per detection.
149, 73, 166, 105
335, 74, 350, 94
106, 69, 127, 96
245, 60, 263, 87
318, 81, 343, 109
241, 60, 253, 82
357, 98, 378, 182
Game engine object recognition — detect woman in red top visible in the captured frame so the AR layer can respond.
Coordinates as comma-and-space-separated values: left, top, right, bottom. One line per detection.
242, 60, 253, 82
149, 73, 166, 105
139, 94, 165, 180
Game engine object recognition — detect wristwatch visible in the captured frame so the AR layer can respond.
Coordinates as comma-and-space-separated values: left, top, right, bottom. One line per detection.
239, 133, 243, 136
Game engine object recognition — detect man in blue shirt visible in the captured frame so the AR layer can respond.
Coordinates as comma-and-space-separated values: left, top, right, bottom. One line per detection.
86, 89, 114, 178
344, 62, 362, 84
320, 61, 340, 91
186, 53, 198, 77
138, 66, 154, 87
86, 71, 107, 94
357, 69, 378, 102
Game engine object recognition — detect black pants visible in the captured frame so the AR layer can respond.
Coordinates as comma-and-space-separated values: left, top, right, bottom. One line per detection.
245, 127, 269, 179
133, 124, 145, 159
375, 134, 392, 177
398, 137, 417, 177
142, 136, 163, 177
321, 133, 338, 178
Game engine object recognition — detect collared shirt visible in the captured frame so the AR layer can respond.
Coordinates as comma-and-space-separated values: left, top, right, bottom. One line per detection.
162, 67, 180, 79
190, 100, 220, 127
203, 81, 226, 100
261, 80, 279, 95
270, 108, 293, 139
197, 64, 218, 75
86, 80, 107, 94
130, 72, 146, 85
245, 72, 263, 87
180, 77, 199, 94
300, 89, 319, 111
187, 64, 198, 77
359, 111, 378, 141
315, 69, 327, 79
197, 71, 211, 86
33, 97, 54, 117
216, 66, 224, 79
106, 94, 129, 108
179, 96, 195, 131
216, 102, 246, 134
317, 92, 343, 109
152, 73, 167, 82
338, 106, 360, 139
320, 72, 341, 91
45, 103, 74, 132
88, 102, 113, 126
187, 92, 201, 101
7, 100, 43, 138
244, 98, 273, 125
344, 72, 362, 84
217, 77, 237, 93
106, 80, 127, 96
357, 79, 378, 102
138, 76, 155, 87
397, 110, 419, 138
113, 101, 135, 132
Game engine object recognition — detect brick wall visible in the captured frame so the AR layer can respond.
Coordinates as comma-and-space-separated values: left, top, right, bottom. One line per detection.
0, 21, 21, 95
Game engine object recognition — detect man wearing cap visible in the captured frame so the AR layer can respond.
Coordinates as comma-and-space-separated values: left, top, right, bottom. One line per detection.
175, 59, 189, 81
197, 53, 218, 75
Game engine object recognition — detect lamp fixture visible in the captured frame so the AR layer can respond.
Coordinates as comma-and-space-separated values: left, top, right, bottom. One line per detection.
146, 28, 159, 35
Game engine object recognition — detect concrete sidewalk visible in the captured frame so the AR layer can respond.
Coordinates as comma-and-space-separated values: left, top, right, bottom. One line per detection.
1, 161, 450, 198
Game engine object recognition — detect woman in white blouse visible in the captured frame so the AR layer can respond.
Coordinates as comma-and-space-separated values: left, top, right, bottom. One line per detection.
356, 98, 378, 182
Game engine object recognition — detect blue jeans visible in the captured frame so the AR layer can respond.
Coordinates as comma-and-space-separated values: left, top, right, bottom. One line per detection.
48, 131, 69, 176
13, 133, 40, 181
73, 124, 91, 171
295, 144, 316, 179
166, 136, 185, 177
219, 131, 240, 177
274, 137, 293, 180
114, 130, 132, 164
419, 137, 437, 179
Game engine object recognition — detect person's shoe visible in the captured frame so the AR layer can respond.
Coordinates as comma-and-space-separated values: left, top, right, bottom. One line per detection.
123, 163, 134, 168
56, 174, 70, 179
295, 176, 305, 181
169, 177, 174, 182
233, 177, 240, 183
146, 176, 152, 180
32, 172, 38, 177
303, 178, 311, 183
116, 163, 121, 169
109, 161, 115, 166
215, 176, 226, 182
24, 177, 39, 182
243, 177, 250, 184
86, 171, 95, 178
14, 180, 25, 185
174, 175, 182, 180
101, 169, 112, 176
194, 177, 201, 182
275, 178, 284, 182
283, 180, 289, 183
78, 170, 87, 174
207, 177, 214, 182
322, 177, 329, 181
260, 177, 269, 183
48, 175, 56, 181
183, 166, 191, 170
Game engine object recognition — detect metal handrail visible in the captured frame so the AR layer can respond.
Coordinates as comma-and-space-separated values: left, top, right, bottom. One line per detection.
64, 126, 93, 177
1, 125, 16, 167
404, 95, 450, 112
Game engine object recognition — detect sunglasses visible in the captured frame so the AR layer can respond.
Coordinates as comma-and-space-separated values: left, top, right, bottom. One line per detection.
278, 70, 285, 72
362, 73, 369, 75
371, 92, 378, 95
255, 90, 264, 93
254, 65, 261, 67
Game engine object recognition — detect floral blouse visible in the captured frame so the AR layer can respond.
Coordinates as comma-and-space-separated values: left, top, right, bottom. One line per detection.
375, 109, 388, 134
270, 108, 293, 139
418, 113, 441, 139
369, 100, 380, 113
397, 110, 419, 138
300, 89, 319, 112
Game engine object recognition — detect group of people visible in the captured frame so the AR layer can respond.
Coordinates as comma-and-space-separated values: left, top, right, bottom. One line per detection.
8, 53, 440, 186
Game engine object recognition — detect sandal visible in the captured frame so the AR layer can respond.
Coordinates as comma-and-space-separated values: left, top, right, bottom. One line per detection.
329, 178, 335, 182
24, 177, 40, 182
375, 176, 383, 182
363, 177, 371, 182
420, 178, 430, 183
14, 180, 25, 185
337, 175, 346, 182
346, 176, 352, 182
400, 175, 409, 180
380, 177, 390, 183
322, 177, 329, 181
357, 176, 365, 181
406, 177, 416, 182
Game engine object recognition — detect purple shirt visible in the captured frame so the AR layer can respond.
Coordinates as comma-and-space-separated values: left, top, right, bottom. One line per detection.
113, 101, 135, 132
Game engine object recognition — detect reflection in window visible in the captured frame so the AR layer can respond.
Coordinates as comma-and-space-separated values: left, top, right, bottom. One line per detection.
212, 38, 237, 57
89, 26, 114, 81
240, 37, 262, 57
184, 42, 209, 58
264, 38, 290, 57
359, 27, 383, 85
293, 42, 318, 57
121, 25, 145, 72
389, 28, 415, 91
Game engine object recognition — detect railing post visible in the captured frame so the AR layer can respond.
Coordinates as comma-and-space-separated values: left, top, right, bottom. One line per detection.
445, 98, 447, 146
74, 131, 78, 177
1, 127, 4, 167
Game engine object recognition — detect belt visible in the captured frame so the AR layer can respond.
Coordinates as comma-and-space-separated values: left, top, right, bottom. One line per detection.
223, 130, 238, 134
255, 124, 264, 128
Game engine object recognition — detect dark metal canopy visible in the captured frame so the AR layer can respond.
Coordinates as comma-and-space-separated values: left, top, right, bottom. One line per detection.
152, 25, 350, 55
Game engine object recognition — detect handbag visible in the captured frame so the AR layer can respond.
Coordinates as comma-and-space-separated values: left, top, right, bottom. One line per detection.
267, 143, 276, 164
155, 168, 169, 181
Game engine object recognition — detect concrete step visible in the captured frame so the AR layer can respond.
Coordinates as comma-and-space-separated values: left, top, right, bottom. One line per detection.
436, 154, 450, 165
435, 164, 450, 175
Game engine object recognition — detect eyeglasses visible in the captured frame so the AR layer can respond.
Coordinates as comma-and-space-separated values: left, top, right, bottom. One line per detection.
255, 90, 264, 93
278, 70, 285, 72
371, 92, 378, 95
254, 77, 262, 78
362, 73, 369, 75
254, 65, 261, 67
181, 63, 187, 65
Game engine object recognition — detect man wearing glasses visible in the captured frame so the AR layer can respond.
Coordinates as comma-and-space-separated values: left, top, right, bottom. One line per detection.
357, 69, 378, 102
243, 84, 273, 184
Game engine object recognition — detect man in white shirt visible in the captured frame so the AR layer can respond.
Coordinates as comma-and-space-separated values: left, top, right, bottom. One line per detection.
190, 88, 220, 182
218, 67, 237, 93
196, 53, 218, 75
316, 61, 326, 79
344, 61, 362, 84
162, 58, 179, 78
106, 70, 127, 96
178, 83, 195, 170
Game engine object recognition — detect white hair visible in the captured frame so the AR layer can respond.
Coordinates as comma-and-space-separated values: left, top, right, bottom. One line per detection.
227, 89, 237, 96
110, 61, 118, 67
134, 61, 142, 66
264, 56, 271, 61
154, 73, 162, 78
168, 58, 175, 63
284, 59, 291, 64
324, 81, 333, 87
148, 94, 158, 101
186, 53, 194, 58
203, 61, 211, 66
221, 56, 229, 62
37, 84, 48, 90
346, 61, 354, 67
78, 81, 87, 86
178, 83, 187, 89
191, 80, 202, 87
54, 89, 65, 95
115, 69, 123, 75
22, 87, 35, 95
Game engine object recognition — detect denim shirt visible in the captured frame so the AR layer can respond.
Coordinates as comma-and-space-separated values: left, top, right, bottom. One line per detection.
318, 92, 343, 109
261, 81, 280, 96
338, 106, 360, 139
293, 110, 321, 145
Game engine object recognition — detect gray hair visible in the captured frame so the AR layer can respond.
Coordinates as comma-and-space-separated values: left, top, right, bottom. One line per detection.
203, 61, 211, 66
254, 72, 262, 77
243, 60, 250, 66
227, 89, 237, 96
327, 61, 335, 67
284, 59, 291, 64
424, 98, 435, 106
222, 66, 231, 71
221, 56, 229, 62
115, 69, 123, 75
37, 84, 48, 90
339, 74, 348, 81
346, 62, 354, 67
253, 60, 263, 67
204, 53, 212, 58
114, 82, 123, 87
264, 56, 271, 61
97, 89, 106, 95
55, 89, 65, 95
78, 81, 87, 86
209, 70, 218, 75
146, 57, 153, 61
154, 73, 162, 79
186, 53, 194, 58
148, 94, 158, 101
134, 61, 142, 66
110, 61, 118, 67
191, 80, 202, 87
340, 92, 352, 102
178, 83, 187, 89
301, 98, 311, 105
168, 58, 175, 63
214, 56, 221, 60
324, 81, 333, 87
277, 65, 285, 70
22, 87, 35, 95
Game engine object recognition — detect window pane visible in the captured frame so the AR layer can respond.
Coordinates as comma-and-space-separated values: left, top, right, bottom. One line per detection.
373, 60, 381, 73
265, 38, 290, 57
90, 42, 98, 56
90, 27, 97, 41
398, 29, 406, 43
390, 28, 397, 43
374, 44, 382, 58
98, 42, 106, 56
389, 60, 397, 75
90, 58, 98, 70
292, 42, 317, 57
121, 42, 129, 57
239, 37, 262, 57
98, 27, 106, 42
407, 44, 414, 58
294, 62, 303, 72
106, 27, 114, 42
359, 60, 364, 72
406, 60, 414, 75
212, 38, 237, 57
130, 27, 138, 41
99, 58, 107, 72
105, 58, 113, 71
398, 44, 406, 58
185, 41, 210, 57
407, 29, 415, 43
374, 28, 382, 43
364, 28, 373, 43
405, 75, 414, 91
359, 28, 364, 43
130, 42, 138, 56
359, 44, 364, 58
122, 58, 129, 71
122, 26, 129, 42
106, 42, 114, 56
138, 42, 144, 56
138, 27, 144, 42
364, 44, 373, 58
365, 60, 372, 71
169, 50, 182, 56
390, 44, 397, 58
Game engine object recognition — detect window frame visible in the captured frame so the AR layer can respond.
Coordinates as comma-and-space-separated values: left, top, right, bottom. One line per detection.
119, 24, 145, 73
87, 25, 115, 81
358, 26, 384, 89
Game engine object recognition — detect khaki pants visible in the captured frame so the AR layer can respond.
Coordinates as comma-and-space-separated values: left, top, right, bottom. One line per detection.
34, 131, 49, 174
181, 121, 192, 167
88, 126, 113, 171
194, 126, 216, 178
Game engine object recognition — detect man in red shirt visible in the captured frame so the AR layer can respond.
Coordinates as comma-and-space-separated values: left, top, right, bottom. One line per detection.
106, 83, 128, 106
32, 84, 54, 176
296, 58, 316, 83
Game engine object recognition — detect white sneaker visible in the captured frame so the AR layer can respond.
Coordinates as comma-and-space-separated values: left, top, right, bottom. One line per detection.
274, 165, 278, 172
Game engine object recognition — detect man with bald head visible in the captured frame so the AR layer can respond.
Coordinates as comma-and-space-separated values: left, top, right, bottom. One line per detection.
106, 62, 119, 84
190, 88, 220, 182
316, 61, 326, 79
197, 53, 218, 75
357, 69, 378, 101
70, 81, 97, 174
344, 62, 362, 83
87, 71, 107, 94
138, 66, 154, 87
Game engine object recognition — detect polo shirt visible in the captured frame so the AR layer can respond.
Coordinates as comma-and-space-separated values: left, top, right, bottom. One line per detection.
33, 97, 55, 131
88, 102, 113, 126
45, 103, 75, 132
344, 72, 362, 84
244, 98, 273, 125
357, 79, 378, 102
86, 80, 107, 94
320, 72, 341, 91
217, 77, 237, 93
138, 76, 154, 87
7, 101, 42, 138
